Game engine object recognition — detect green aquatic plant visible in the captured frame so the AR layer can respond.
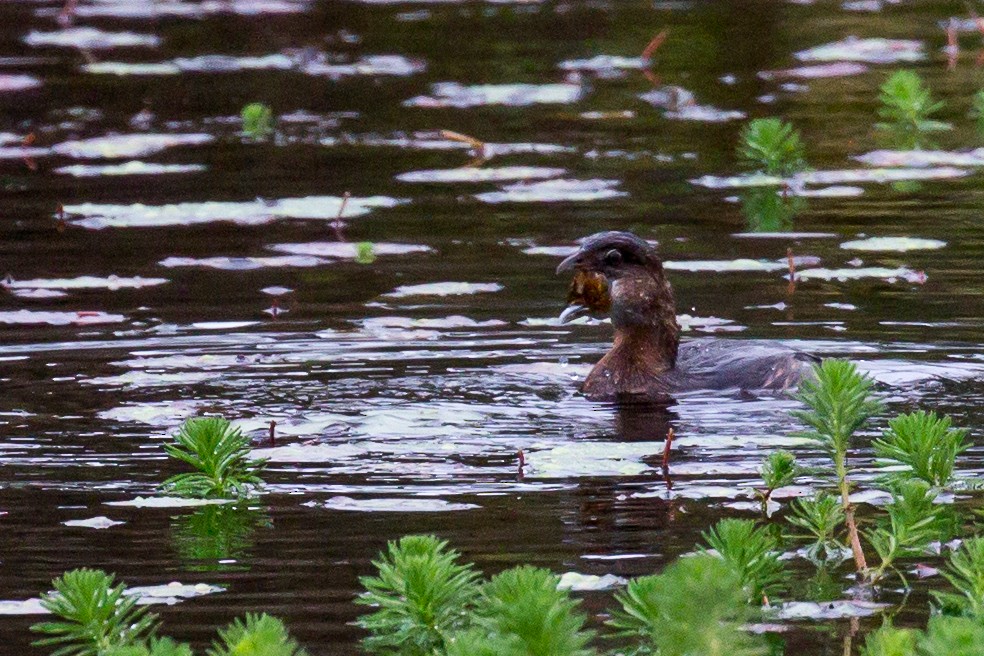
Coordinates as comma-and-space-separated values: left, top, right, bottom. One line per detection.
866, 481, 947, 584
104, 638, 193, 656
786, 492, 846, 562
876, 70, 949, 135
609, 554, 766, 656
793, 359, 882, 574
209, 613, 307, 656
740, 188, 805, 233
932, 536, 984, 618
355, 241, 376, 265
917, 615, 984, 655
738, 117, 807, 176
860, 622, 918, 656
873, 411, 968, 488
466, 566, 596, 656
241, 102, 274, 139
31, 568, 159, 656
758, 450, 798, 511
356, 535, 481, 655
161, 417, 266, 499
700, 518, 786, 602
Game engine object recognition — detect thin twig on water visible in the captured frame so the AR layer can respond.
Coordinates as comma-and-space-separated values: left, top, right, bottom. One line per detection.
440, 129, 488, 165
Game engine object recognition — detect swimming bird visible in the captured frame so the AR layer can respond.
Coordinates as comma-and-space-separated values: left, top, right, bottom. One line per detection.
557, 231, 817, 402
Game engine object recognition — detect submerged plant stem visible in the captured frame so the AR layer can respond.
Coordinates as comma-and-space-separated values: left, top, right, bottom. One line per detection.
837, 453, 868, 575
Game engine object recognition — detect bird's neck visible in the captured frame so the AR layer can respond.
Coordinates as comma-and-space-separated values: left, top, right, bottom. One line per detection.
609, 271, 680, 370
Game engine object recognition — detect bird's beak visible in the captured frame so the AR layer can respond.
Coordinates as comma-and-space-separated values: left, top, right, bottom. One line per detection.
556, 249, 582, 275
559, 303, 589, 324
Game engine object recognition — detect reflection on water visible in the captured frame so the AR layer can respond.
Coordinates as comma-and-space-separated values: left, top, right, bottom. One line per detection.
1, 0, 984, 653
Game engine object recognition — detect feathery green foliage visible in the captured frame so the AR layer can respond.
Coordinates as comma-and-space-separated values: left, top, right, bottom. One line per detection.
103, 638, 194, 656
609, 555, 766, 656
241, 103, 274, 139
786, 492, 846, 561
468, 566, 596, 656
740, 187, 804, 233
933, 537, 984, 617
356, 535, 481, 655
792, 360, 882, 461
917, 615, 984, 655
355, 242, 376, 264
761, 450, 798, 492
172, 505, 270, 571
208, 613, 307, 656
701, 518, 786, 602
31, 569, 159, 656
161, 418, 266, 499
876, 70, 948, 134
866, 481, 946, 583
860, 622, 918, 656
873, 411, 967, 487
738, 118, 807, 176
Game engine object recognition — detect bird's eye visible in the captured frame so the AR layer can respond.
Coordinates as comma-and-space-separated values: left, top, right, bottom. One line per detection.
603, 249, 623, 267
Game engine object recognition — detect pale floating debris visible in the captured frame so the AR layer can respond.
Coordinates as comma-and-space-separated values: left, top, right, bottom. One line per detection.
396, 166, 565, 183
84, 62, 181, 76
192, 321, 259, 330
1, 275, 168, 290
319, 496, 480, 512
261, 286, 293, 296
759, 62, 868, 79
8, 289, 68, 299
405, 81, 583, 108
159, 255, 327, 270
665, 105, 746, 122
39, 0, 312, 18
303, 54, 426, 79
840, 236, 945, 252
52, 133, 214, 159
98, 400, 210, 426
0, 310, 125, 326
795, 37, 924, 63
106, 496, 233, 508
792, 185, 863, 198
855, 149, 984, 168
773, 600, 889, 620
383, 282, 503, 298
795, 266, 926, 283
476, 178, 626, 204
733, 232, 837, 239
63, 516, 124, 529
269, 241, 432, 258
64, 195, 403, 229
24, 28, 160, 49
0, 598, 47, 615
527, 442, 661, 477
557, 572, 628, 591
692, 167, 968, 189
128, 582, 224, 605
665, 259, 788, 273
55, 161, 205, 177
558, 55, 648, 71
0, 74, 42, 92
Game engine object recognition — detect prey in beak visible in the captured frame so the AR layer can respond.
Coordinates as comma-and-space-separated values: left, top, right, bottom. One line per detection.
558, 268, 610, 324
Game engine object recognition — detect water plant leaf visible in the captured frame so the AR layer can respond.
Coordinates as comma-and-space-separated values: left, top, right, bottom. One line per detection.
761, 450, 798, 491
609, 554, 766, 656
104, 637, 194, 656
859, 621, 918, 656
872, 411, 968, 487
208, 613, 307, 656
932, 536, 984, 618
738, 118, 807, 176
30, 568, 159, 656
876, 70, 949, 137
161, 417, 267, 499
700, 518, 786, 602
866, 481, 949, 583
917, 615, 984, 655
466, 565, 596, 656
786, 492, 847, 562
241, 103, 274, 139
355, 535, 481, 655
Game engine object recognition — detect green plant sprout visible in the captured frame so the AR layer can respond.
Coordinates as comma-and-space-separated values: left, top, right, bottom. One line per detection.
356, 241, 376, 264
103, 638, 193, 656
876, 71, 950, 148
161, 417, 267, 499
932, 536, 984, 617
700, 518, 786, 602
738, 117, 807, 176
355, 535, 481, 655
31, 569, 158, 656
740, 187, 805, 233
862, 616, 984, 656
865, 481, 947, 584
873, 411, 968, 488
757, 450, 798, 512
210, 614, 307, 656
786, 492, 847, 563
609, 554, 766, 656
241, 103, 274, 139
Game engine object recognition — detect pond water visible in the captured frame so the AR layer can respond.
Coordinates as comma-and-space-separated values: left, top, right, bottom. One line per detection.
2, 0, 984, 653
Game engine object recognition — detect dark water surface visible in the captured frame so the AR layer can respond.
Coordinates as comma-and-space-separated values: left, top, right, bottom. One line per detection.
2, 0, 984, 653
